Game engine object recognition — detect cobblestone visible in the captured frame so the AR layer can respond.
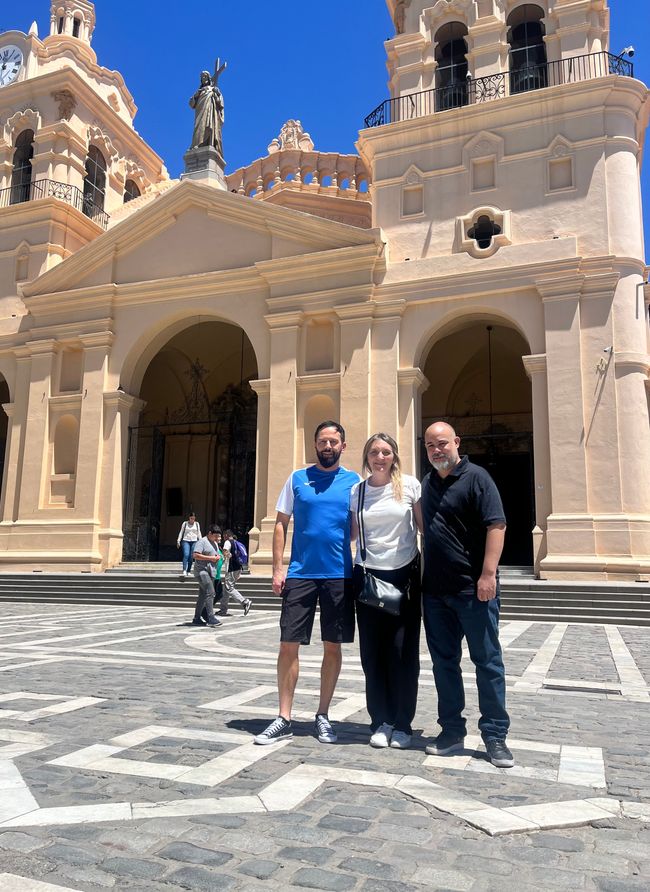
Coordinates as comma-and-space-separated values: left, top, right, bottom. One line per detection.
0, 604, 649, 890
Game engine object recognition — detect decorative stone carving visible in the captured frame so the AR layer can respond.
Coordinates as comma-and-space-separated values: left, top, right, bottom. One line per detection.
3, 108, 40, 144
393, 0, 411, 34
456, 205, 512, 258
52, 89, 76, 121
267, 120, 314, 154
87, 124, 119, 165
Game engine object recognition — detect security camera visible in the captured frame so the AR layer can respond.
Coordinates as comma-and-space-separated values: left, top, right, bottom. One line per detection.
621, 46, 635, 57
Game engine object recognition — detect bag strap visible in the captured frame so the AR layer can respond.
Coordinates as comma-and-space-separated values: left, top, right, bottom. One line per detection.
180, 522, 187, 539
356, 481, 368, 567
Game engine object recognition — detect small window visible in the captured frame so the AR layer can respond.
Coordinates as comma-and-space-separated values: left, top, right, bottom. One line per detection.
58, 16, 64, 34
10, 130, 34, 205
72, 16, 81, 37
124, 179, 141, 203
507, 4, 547, 94
435, 22, 469, 110
83, 145, 107, 218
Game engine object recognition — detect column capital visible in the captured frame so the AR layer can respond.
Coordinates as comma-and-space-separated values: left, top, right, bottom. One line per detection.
264, 311, 305, 331
249, 378, 271, 396
14, 339, 58, 359
103, 391, 145, 413
372, 299, 406, 321
334, 303, 372, 323
78, 331, 114, 350
522, 353, 547, 379
535, 274, 585, 302
1, 403, 15, 419
397, 367, 429, 394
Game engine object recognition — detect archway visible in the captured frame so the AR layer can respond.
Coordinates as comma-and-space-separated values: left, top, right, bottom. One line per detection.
420, 321, 534, 566
0, 375, 8, 507
123, 320, 258, 562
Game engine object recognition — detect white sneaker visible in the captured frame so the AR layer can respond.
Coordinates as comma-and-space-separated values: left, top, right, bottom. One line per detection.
390, 730, 412, 749
369, 723, 393, 748
183, 570, 189, 577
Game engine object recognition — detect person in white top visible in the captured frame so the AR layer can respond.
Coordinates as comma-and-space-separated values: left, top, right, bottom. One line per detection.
350, 433, 423, 750
177, 513, 201, 576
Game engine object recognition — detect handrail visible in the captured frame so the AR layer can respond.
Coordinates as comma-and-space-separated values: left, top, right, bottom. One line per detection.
0, 177, 109, 229
364, 51, 634, 128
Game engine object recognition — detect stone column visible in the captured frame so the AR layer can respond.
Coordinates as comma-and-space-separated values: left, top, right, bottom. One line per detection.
253, 313, 302, 568
397, 368, 429, 477
99, 390, 145, 567
370, 300, 404, 439
248, 377, 270, 566
16, 340, 58, 519
0, 403, 15, 523
336, 304, 372, 471
522, 354, 552, 575
75, 333, 113, 521
537, 275, 596, 569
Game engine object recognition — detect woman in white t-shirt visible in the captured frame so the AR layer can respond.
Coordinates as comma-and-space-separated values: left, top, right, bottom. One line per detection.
350, 433, 422, 750
176, 513, 202, 576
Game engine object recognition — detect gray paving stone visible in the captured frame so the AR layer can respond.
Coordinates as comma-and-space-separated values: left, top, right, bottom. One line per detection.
291, 867, 357, 890
525, 866, 587, 888
157, 841, 233, 866
318, 815, 371, 834
337, 857, 402, 880
43, 843, 100, 867
409, 865, 475, 890
594, 880, 650, 892
0, 831, 50, 854
530, 833, 585, 852
102, 856, 166, 879
166, 866, 239, 890
276, 845, 336, 865
237, 859, 282, 879
451, 854, 514, 877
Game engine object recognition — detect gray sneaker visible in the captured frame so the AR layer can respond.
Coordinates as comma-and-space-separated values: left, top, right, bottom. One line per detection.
243, 599, 252, 616
315, 713, 337, 744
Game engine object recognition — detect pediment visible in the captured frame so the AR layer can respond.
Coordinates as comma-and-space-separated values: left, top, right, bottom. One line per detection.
23, 179, 380, 298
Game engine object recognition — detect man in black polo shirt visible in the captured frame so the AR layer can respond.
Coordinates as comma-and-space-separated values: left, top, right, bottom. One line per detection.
421, 421, 513, 768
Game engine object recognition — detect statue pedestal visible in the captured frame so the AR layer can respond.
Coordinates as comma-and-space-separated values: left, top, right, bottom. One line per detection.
181, 145, 226, 189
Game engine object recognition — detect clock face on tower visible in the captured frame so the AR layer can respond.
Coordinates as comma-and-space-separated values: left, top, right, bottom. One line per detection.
0, 45, 24, 87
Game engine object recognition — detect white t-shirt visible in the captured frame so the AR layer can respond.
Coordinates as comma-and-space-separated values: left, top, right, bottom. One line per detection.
178, 521, 201, 543
349, 474, 421, 571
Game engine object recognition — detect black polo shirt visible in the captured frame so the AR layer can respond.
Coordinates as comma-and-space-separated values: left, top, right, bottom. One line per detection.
421, 456, 506, 596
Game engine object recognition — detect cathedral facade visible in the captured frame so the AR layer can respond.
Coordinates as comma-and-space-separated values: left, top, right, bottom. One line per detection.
0, 0, 648, 580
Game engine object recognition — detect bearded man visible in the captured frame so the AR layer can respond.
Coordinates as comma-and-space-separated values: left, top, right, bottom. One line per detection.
421, 421, 514, 768
254, 422, 360, 746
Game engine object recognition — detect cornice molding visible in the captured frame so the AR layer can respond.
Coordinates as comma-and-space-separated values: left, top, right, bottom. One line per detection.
296, 372, 341, 391
614, 353, 650, 375
522, 354, 548, 378
264, 311, 305, 331
397, 367, 428, 392
248, 378, 271, 396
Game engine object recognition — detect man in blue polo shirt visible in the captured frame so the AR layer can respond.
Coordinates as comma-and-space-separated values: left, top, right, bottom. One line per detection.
421, 421, 514, 768
254, 421, 359, 745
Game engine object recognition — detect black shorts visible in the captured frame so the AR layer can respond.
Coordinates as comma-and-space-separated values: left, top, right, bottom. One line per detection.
280, 578, 355, 645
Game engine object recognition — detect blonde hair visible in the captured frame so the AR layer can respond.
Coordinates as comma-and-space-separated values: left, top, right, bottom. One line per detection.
362, 433, 403, 503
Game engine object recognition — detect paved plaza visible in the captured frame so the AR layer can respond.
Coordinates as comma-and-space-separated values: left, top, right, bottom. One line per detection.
0, 602, 649, 891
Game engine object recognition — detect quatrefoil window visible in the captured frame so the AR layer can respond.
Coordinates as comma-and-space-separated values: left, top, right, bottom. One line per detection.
467, 215, 502, 249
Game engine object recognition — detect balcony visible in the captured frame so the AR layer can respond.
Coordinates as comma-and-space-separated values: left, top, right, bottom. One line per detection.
364, 51, 634, 128
0, 178, 109, 229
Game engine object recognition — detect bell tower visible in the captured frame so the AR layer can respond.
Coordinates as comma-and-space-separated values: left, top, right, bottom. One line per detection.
48, 0, 95, 45
358, 0, 650, 581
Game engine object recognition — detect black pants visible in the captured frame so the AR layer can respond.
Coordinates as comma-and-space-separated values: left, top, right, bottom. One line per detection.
354, 558, 421, 734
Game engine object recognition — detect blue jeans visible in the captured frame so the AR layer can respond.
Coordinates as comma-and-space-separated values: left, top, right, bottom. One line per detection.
422, 590, 509, 741
181, 540, 196, 572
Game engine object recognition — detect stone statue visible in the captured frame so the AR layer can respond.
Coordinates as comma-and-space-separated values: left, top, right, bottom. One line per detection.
394, 0, 409, 34
189, 58, 227, 158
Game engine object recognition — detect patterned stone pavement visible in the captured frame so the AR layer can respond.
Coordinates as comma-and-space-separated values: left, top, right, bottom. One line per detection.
0, 602, 649, 891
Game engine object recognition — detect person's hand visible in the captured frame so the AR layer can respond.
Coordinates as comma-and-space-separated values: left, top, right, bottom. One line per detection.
477, 572, 497, 602
272, 569, 286, 595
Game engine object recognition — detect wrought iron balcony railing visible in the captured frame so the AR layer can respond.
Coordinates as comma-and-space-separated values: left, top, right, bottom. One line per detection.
0, 177, 109, 229
364, 51, 634, 128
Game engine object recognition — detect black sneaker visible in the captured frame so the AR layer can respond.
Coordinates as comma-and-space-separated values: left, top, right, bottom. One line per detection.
425, 731, 466, 756
191, 619, 206, 626
485, 738, 514, 768
254, 716, 293, 745
243, 599, 252, 616
206, 617, 222, 627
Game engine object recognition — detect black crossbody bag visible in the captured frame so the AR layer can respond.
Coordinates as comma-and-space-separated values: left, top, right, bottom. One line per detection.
356, 480, 408, 616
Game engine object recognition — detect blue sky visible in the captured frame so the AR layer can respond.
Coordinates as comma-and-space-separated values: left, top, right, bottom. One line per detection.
5, 0, 650, 259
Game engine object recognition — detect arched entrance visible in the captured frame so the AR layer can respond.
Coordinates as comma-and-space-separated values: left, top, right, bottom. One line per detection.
420, 321, 534, 566
122, 321, 258, 561
0, 375, 8, 504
